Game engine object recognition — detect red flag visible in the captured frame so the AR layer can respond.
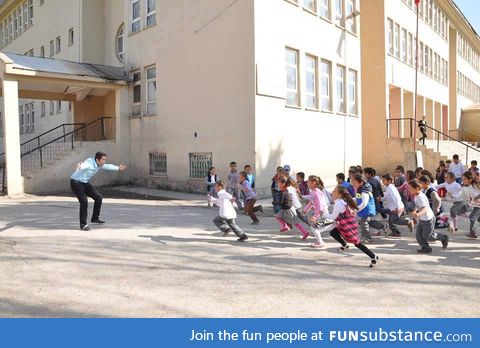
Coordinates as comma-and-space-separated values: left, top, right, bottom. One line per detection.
415, 0, 420, 5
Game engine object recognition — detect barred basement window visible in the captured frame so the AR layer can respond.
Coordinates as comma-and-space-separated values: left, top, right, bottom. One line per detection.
149, 153, 167, 176
189, 153, 212, 179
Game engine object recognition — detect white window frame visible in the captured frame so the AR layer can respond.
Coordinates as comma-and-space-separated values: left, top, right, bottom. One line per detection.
146, 0, 156, 27
407, 32, 413, 65
305, 54, 318, 109
320, 59, 332, 111
348, 69, 357, 115
132, 70, 141, 116
145, 65, 156, 115
49, 40, 54, 57
57, 101, 62, 114
116, 23, 125, 62
346, 0, 356, 33
285, 48, 300, 107
23, 2, 28, 31
303, 0, 316, 13
131, 0, 141, 33
55, 36, 61, 53
336, 65, 346, 114
387, 18, 393, 55
401, 28, 407, 62
41, 101, 45, 117
319, 0, 329, 19
40, 45, 45, 57
334, 0, 344, 27
68, 28, 74, 46
394, 23, 400, 58
28, 0, 33, 26
50, 100, 55, 115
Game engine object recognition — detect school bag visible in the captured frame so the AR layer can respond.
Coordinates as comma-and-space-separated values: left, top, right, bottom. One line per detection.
336, 207, 360, 245
280, 191, 293, 210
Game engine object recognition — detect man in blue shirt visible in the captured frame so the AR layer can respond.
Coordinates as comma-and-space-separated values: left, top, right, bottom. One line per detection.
70, 151, 127, 230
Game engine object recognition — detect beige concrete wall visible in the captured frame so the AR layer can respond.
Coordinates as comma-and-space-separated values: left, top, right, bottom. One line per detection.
126, 0, 256, 193
361, 0, 388, 171
81, 0, 105, 65
103, 0, 124, 68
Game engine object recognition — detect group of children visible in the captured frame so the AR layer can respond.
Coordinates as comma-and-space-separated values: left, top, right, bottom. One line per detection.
207, 155, 479, 267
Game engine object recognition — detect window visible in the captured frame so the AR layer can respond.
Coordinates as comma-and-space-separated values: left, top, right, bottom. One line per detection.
303, 0, 315, 12
19, 105, 24, 134
320, 59, 332, 111
131, 0, 141, 33
132, 71, 141, 116
285, 48, 299, 106
50, 100, 54, 115
424, 44, 429, 74
25, 104, 30, 133
28, 0, 33, 26
419, 42, 424, 71
23, 2, 28, 31
69, 102, 72, 111
348, 69, 357, 115
41, 101, 45, 117
30, 102, 34, 132
55, 36, 61, 53
116, 24, 125, 62
319, 0, 329, 18
189, 153, 212, 179
305, 55, 317, 109
394, 23, 400, 58
49, 40, 54, 57
346, 0, 355, 33
149, 153, 167, 176
8, 15, 12, 42
428, 47, 432, 76
401, 28, 407, 62
334, 0, 344, 27
13, 8, 18, 37
336, 65, 346, 113
387, 18, 393, 55
18, 7, 23, 35
407, 33, 412, 65
146, 65, 156, 115
68, 28, 74, 46
146, 0, 156, 26
57, 101, 62, 113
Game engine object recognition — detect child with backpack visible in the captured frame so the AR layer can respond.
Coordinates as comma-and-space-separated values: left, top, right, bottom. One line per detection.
303, 175, 329, 248
418, 175, 449, 229
275, 177, 309, 239
325, 185, 379, 267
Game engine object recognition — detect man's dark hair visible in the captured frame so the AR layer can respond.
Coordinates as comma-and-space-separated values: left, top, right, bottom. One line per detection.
95, 151, 106, 161
336, 173, 346, 181
230, 161, 237, 166
297, 172, 305, 179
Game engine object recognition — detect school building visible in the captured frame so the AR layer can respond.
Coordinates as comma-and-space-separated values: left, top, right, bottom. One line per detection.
361, 0, 480, 173
0, 0, 479, 197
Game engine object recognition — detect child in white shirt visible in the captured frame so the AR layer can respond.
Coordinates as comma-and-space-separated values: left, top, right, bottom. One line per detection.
457, 171, 480, 239
409, 179, 449, 253
436, 172, 465, 231
210, 181, 248, 241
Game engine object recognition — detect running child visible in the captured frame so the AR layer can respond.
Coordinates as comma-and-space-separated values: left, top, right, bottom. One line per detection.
458, 171, 480, 239
275, 177, 309, 239
409, 179, 449, 253
227, 161, 243, 210
418, 175, 449, 229
211, 181, 248, 241
239, 171, 263, 225
336, 172, 355, 197
325, 185, 379, 267
435, 172, 463, 231
303, 175, 329, 248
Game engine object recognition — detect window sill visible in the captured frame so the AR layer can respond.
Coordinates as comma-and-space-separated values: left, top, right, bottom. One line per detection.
349, 113, 359, 118
284, 0, 299, 7
149, 174, 168, 179
319, 16, 332, 24
188, 178, 205, 181
337, 112, 347, 116
285, 104, 302, 110
305, 107, 319, 112
129, 114, 157, 119
143, 22, 157, 31
322, 109, 334, 114
128, 29, 141, 37
302, 7, 317, 16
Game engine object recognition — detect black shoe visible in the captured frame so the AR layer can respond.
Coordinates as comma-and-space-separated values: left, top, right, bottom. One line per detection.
258, 205, 264, 214
91, 219, 106, 224
465, 232, 478, 239
222, 229, 231, 237
417, 247, 432, 254
369, 255, 379, 268
250, 221, 260, 225
237, 235, 248, 242
441, 236, 449, 249
80, 224, 91, 231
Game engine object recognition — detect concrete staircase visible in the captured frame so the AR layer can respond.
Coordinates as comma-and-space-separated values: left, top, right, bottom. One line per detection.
424, 139, 480, 164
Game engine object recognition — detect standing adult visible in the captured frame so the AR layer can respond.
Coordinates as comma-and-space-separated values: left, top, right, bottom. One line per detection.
70, 151, 127, 230
418, 117, 427, 145
448, 154, 465, 185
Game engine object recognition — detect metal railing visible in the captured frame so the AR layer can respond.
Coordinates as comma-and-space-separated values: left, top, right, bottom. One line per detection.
386, 117, 480, 164
1, 117, 115, 193
449, 129, 480, 144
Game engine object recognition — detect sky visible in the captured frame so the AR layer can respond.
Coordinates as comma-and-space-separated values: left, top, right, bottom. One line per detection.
454, 0, 480, 34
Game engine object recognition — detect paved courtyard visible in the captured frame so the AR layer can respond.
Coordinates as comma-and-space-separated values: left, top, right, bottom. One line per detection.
0, 186, 479, 318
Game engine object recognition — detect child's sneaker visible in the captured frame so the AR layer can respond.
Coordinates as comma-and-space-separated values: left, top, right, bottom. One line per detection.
465, 232, 478, 239
407, 220, 415, 233
237, 235, 248, 242
442, 236, 449, 249
337, 245, 349, 252
280, 227, 290, 233
362, 238, 374, 244
311, 242, 325, 248
369, 255, 379, 268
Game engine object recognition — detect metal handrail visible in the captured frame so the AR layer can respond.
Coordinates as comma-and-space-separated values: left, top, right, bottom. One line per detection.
1, 117, 114, 193
449, 128, 480, 142
387, 117, 480, 154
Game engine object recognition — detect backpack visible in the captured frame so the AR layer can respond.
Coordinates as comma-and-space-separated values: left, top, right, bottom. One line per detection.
280, 191, 293, 210
336, 207, 360, 244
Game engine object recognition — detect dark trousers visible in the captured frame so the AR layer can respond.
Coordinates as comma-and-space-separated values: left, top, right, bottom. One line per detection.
70, 179, 103, 227
245, 199, 260, 223
213, 216, 245, 238
330, 228, 376, 259
419, 127, 427, 145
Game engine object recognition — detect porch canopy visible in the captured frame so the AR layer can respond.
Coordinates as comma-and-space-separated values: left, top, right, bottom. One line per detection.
0, 52, 129, 196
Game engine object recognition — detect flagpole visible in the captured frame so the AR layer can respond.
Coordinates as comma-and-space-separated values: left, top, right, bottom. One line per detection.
413, 0, 420, 151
